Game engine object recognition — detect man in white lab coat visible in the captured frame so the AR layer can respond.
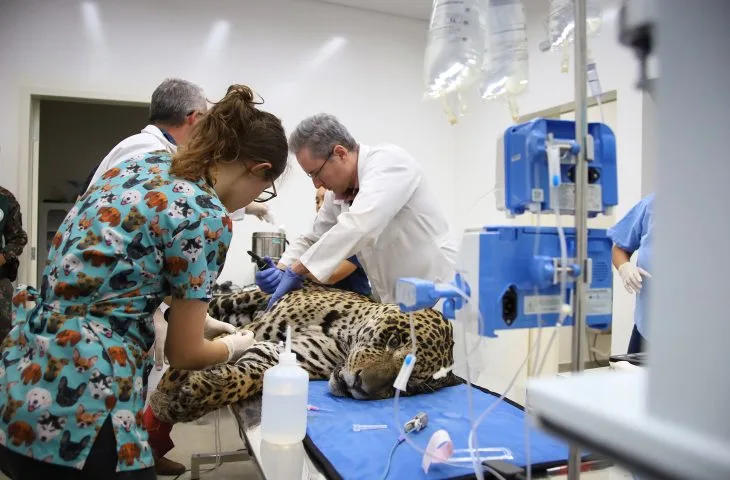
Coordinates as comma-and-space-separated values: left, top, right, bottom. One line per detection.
260, 113, 458, 307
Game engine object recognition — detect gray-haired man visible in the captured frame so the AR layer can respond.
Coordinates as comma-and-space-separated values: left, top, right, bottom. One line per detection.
80, 78, 274, 226
258, 113, 458, 308
82, 78, 207, 192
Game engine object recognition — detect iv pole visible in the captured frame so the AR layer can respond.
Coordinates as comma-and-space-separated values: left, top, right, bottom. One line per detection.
568, 0, 588, 477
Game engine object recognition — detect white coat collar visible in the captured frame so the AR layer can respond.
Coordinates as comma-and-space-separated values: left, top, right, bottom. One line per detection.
141, 125, 177, 150
356, 144, 370, 183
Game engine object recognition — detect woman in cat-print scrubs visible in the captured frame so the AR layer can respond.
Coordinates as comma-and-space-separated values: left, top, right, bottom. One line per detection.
0, 85, 289, 479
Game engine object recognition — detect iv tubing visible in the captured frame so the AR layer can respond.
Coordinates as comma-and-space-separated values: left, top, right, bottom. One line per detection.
394, 300, 488, 473
466, 198, 570, 478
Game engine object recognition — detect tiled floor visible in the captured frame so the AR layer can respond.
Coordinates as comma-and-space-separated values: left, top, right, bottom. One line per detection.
0, 409, 258, 480
164, 409, 259, 479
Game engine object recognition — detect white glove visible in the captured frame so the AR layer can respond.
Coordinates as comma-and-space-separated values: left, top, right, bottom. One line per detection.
153, 310, 236, 369
153, 307, 169, 371
228, 208, 247, 222
218, 330, 256, 362
618, 262, 652, 294
203, 314, 236, 340
245, 203, 275, 224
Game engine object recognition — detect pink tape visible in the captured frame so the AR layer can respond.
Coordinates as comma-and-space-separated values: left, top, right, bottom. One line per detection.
422, 429, 454, 473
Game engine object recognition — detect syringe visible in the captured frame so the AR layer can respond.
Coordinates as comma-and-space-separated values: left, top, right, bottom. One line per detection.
352, 424, 388, 432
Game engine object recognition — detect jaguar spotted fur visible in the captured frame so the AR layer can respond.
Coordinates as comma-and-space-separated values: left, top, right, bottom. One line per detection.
148, 284, 459, 424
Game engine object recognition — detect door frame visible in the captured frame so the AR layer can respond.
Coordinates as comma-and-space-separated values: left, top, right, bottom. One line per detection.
17, 86, 148, 288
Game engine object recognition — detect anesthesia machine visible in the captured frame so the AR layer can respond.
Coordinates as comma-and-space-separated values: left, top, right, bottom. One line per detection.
397, 118, 617, 338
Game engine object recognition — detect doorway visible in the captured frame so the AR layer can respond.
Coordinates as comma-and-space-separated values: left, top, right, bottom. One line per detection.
22, 96, 149, 288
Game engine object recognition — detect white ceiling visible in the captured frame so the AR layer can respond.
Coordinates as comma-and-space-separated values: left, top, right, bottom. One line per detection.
313, 0, 433, 21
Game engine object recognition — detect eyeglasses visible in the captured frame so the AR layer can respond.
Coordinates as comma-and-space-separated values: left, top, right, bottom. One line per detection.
306, 148, 334, 181
254, 182, 277, 203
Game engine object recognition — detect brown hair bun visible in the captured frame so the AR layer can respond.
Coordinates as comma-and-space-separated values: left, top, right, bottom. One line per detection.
225, 84, 262, 106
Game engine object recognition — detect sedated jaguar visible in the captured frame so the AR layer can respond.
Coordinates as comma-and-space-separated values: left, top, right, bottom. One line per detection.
147, 282, 460, 425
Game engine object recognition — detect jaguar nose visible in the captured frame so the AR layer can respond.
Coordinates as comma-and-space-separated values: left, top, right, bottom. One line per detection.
360, 369, 395, 396
342, 370, 362, 389
343, 370, 371, 399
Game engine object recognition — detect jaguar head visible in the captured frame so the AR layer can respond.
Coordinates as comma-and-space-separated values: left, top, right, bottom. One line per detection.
329, 305, 459, 400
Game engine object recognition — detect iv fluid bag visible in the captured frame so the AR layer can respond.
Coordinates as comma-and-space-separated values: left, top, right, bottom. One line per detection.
480, 0, 528, 119
424, 0, 486, 99
547, 0, 603, 50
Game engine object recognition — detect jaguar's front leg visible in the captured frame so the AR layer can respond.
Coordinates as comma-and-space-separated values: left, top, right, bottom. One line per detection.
143, 341, 280, 459
149, 341, 280, 424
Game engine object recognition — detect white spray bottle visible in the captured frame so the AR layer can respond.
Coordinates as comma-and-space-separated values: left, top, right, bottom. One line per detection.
260, 325, 309, 445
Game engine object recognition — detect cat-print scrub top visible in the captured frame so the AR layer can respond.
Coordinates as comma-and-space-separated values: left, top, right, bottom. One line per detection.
0, 151, 232, 471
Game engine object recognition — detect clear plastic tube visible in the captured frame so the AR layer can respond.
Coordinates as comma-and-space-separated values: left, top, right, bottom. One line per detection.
215, 408, 222, 468
392, 390, 507, 480
467, 184, 571, 478
587, 52, 605, 123
536, 181, 570, 377
457, 286, 483, 480
394, 286, 488, 475
525, 210, 544, 480
408, 312, 417, 356
430, 280, 486, 380
393, 390, 475, 471
353, 424, 388, 432
440, 92, 468, 125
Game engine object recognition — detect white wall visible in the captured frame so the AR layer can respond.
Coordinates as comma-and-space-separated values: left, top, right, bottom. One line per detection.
449, 0, 647, 396
0, 0, 456, 287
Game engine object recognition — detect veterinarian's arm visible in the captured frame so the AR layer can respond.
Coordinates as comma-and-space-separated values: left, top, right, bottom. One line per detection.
299, 149, 421, 282
278, 190, 339, 269
304, 259, 357, 284
165, 298, 229, 368
160, 207, 235, 369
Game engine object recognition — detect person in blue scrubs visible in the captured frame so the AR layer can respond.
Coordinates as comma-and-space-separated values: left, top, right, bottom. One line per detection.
607, 193, 655, 354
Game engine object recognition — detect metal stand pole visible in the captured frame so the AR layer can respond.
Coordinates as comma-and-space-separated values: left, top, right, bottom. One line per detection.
569, 0, 588, 478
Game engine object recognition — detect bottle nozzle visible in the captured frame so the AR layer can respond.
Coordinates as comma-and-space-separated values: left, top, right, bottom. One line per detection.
278, 325, 297, 365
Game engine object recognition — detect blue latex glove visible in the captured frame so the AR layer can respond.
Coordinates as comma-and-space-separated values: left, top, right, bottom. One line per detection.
255, 257, 284, 294
266, 268, 304, 311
